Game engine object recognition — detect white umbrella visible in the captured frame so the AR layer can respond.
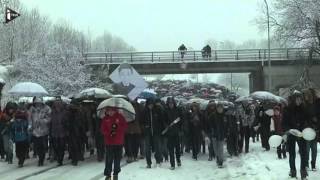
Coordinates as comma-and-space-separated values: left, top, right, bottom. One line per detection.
250, 91, 278, 102
97, 97, 135, 122
78, 88, 112, 99
235, 96, 253, 103
9, 82, 48, 96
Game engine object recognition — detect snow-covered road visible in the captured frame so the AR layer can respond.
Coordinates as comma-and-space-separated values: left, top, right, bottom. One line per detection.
1, 142, 320, 180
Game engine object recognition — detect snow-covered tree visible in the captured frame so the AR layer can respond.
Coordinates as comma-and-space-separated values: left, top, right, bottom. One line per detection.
257, 0, 320, 53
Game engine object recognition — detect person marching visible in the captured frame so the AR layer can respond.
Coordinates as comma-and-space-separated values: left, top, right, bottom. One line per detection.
302, 88, 320, 171
270, 105, 286, 159
164, 97, 182, 170
209, 103, 227, 168
11, 107, 29, 167
101, 107, 128, 180
282, 91, 309, 179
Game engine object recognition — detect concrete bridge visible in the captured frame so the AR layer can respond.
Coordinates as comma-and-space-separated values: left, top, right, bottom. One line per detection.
83, 48, 320, 93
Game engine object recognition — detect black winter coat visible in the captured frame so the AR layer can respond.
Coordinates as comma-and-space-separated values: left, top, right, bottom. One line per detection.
165, 107, 181, 137
282, 105, 309, 132
209, 112, 227, 141
142, 106, 165, 136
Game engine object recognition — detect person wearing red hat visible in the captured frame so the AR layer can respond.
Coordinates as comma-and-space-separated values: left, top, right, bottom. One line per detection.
101, 107, 128, 180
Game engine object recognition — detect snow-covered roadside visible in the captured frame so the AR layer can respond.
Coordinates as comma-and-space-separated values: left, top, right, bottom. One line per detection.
1, 140, 320, 180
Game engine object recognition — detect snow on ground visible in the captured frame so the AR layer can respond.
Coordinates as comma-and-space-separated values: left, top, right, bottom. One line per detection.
1, 140, 320, 180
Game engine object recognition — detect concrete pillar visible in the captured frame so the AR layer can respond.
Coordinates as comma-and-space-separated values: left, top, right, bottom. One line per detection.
249, 70, 264, 93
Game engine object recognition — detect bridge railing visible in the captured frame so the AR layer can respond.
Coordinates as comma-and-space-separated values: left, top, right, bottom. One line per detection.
83, 48, 315, 64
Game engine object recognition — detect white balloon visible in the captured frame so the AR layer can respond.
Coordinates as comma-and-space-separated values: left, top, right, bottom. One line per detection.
289, 129, 303, 137
268, 135, 283, 148
265, 109, 274, 116
302, 128, 316, 141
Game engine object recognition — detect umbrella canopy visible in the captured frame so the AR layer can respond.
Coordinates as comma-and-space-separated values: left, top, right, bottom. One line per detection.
275, 96, 288, 105
97, 97, 135, 122
187, 98, 209, 110
9, 82, 48, 97
235, 96, 253, 103
78, 88, 112, 99
139, 88, 157, 99
250, 91, 278, 102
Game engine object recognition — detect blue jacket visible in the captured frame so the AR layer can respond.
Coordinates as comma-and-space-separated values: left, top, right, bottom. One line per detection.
11, 119, 29, 143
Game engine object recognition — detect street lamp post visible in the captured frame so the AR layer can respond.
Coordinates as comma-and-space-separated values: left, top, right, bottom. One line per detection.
264, 0, 272, 91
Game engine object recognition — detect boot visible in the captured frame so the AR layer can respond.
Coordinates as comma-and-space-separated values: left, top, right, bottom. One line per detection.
289, 169, 296, 178
113, 175, 118, 180
311, 161, 316, 171
177, 162, 181, 167
300, 169, 308, 179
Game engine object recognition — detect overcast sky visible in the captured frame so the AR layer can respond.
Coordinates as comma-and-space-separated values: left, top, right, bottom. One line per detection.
23, 0, 264, 51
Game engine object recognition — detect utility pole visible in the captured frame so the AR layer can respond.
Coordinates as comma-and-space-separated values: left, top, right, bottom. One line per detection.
264, 0, 272, 91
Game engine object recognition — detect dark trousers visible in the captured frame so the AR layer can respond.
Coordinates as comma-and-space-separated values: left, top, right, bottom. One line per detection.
260, 128, 270, 150
139, 136, 145, 157
239, 126, 250, 153
277, 142, 287, 159
95, 133, 105, 161
68, 136, 81, 165
104, 145, 123, 177
145, 135, 162, 165
191, 132, 201, 158
208, 139, 215, 158
33, 135, 48, 164
126, 134, 140, 159
52, 137, 66, 164
306, 139, 317, 168
167, 135, 181, 167
16, 141, 29, 165
287, 135, 307, 171
160, 136, 168, 161
0, 135, 5, 158
227, 133, 239, 156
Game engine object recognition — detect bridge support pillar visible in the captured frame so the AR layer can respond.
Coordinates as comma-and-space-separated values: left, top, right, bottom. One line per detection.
249, 69, 264, 93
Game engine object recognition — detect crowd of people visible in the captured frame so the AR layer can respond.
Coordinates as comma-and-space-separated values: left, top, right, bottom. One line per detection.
0, 88, 319, 180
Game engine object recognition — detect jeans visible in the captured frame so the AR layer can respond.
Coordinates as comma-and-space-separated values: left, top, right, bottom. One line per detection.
104, 145, 123, 177
287, 135, 307, 171
306, 139, 317, 168
212, 138, 224, 165
145, 135, 162, 165
3, 134, 13, 162
239, 126, 250, 153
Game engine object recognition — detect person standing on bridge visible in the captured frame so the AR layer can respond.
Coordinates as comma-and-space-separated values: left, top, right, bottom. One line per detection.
178, 44, 187, 59
202, 45, 212, 59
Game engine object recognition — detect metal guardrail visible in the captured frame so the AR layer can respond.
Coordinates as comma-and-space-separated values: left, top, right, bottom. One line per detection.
83, 48, 317, 64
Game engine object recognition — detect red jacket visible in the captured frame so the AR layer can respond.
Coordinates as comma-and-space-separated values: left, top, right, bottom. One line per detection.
101, 111, 128, 145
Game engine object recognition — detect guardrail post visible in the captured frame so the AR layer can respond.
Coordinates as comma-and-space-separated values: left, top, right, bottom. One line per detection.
236, 50, 239, 60
105, 54, 108, 63
264, 49, 266, 59
194, 51, 196, 61
215, 50, 218, 60
131, 53, 133, 62
286, 49, 289, 59
172, 51, 174, 62
110, 53, 113, 63
258, 49, 261, 59
151, 52, 154, 62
